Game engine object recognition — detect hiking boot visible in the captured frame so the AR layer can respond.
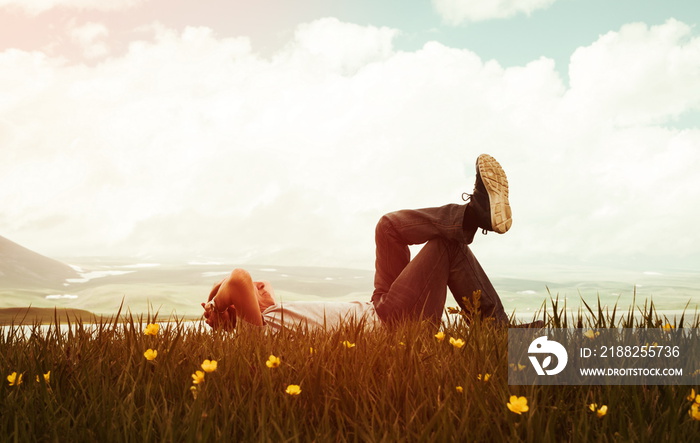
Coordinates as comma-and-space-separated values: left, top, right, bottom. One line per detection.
463, 154, 512, 234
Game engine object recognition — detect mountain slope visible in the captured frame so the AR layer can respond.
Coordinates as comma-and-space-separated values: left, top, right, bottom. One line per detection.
0, 235, 79, 288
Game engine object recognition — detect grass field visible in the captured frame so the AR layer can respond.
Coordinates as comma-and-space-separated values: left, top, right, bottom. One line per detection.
2, 300, 700, 442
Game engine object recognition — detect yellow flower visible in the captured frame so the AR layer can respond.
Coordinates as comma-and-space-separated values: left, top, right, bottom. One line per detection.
583, 329, 600, 339
190, 385, 198, 399
589, 403, 608, 417
455, 386, 464, 393
201, 359, 218, 373
143, 323, 160, 336
191, 370, 205, 385
144, 349, 158, 361
509, 363, 526, 372
342, 341, 356, 348
285, 384, 302, 396
690, 403, 700, 421
446, 306, 461, 314
687, 389, 697, 402
35, 371, 51, 383
266, 355, 281, 368
398, 341, 406, 347
7, 372, 23, 386
434, 331, 445, 341
662, 323, 674, 331
309, 347, 316, 354
596, 405, 608, 418
449, 337, 465, 349
477, 373, 491, 382
507, 395, 529, 415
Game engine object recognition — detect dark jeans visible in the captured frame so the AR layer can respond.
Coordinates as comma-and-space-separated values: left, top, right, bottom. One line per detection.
371, 204, 508, 324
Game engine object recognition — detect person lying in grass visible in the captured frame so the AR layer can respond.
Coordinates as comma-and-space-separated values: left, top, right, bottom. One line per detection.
202, 154, 543, 331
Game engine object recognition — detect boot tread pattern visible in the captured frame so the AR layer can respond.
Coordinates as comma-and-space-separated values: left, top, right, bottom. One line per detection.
477, 154, 512, 234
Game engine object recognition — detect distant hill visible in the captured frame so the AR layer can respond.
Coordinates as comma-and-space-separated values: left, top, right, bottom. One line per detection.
0, 307, 99, 325
0, 235, 79, 288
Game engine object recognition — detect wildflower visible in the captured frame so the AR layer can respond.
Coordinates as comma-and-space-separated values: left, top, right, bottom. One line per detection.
462, 289, 482, 315
583, 329, 600, 339
191, 370, 205, 385
449, 337, 465, 349
690, 403, 700, 421
285, 384, 302, 396
506, 395, 529, 415
455, 386, 464, 393
190, 386, 198, 399
201, 359, 218, 373
266, 355, 281, 368
589, 403, 607, 418
446, 306, 461, 314
662, 323, 674, 331
342, 341, 355, 348
7, 372, 23, 386
309, 347, 316, 354
35, 371, 51, 383
692, 369, 700, 376
509, 363, 526, 372
477, 373, 491, 382
398, 341, 406, 347
687, 388, 697, 402
143, 349, 158, 361
434, 331, 445, 341
143, 323, 160, 336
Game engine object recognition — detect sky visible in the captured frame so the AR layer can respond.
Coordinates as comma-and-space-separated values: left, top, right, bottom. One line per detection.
1, 0, 699, 274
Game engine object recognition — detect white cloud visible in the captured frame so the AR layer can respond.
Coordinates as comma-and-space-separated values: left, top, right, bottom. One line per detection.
0, 18, 699, 272
566, 19, 700, 126
0, 0, 145, 15
287, 17, 398, 74
432, 0, 558, 25
69, 22, 110, 59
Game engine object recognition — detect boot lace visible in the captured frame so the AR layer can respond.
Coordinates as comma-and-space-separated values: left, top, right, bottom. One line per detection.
461, 192, 487, 235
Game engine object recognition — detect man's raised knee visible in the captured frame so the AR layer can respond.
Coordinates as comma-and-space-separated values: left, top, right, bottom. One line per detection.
376, 213, 396, 234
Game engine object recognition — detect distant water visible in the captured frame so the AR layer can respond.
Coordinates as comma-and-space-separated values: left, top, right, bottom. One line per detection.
11, 260, 699, 321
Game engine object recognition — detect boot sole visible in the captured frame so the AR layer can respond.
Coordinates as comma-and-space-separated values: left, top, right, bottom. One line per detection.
477, 154, 512, 234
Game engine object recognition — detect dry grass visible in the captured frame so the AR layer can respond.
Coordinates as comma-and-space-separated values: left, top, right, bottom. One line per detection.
1, 298, 699, 442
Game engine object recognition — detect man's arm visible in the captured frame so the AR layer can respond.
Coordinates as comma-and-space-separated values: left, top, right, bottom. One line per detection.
202, 278, 237, 329
203, 269, 264, 327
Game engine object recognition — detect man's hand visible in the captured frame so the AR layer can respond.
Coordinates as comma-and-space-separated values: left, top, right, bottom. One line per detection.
201, 302, 237, 330
202, 278, 237, 330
